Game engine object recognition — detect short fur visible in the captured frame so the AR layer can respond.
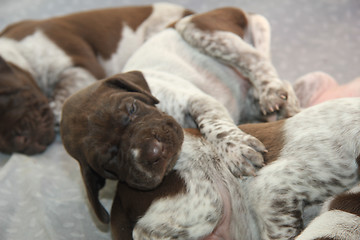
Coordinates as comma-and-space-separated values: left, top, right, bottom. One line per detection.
123, 7, 301, 178
109, 98, 359, 240
296, 184, 360, 240
60, 71, 184, 224
0, 57, 55, 154
60, 6, 301, 225
60, 6, 302, 237
0, 3, 191, 154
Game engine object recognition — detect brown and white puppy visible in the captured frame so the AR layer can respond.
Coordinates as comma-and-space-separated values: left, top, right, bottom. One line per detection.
61, 6, 301, 225
0, 3, 191, 155
110, 98, 360, 240
296, 184, 360, 240
123, 7, 301, 178
61, 6, 301, 230
60, 71, 184, 224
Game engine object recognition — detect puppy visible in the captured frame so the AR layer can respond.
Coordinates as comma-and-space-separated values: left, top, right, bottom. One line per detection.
0, 3, 191, 154
296, 184, 360, 240
122, 7, 301, 177
109, 98, 360, 240
60, 71, 184, 224
61, 6, 301, 227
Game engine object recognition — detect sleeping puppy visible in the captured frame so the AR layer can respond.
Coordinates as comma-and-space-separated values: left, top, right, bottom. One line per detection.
296, 184, 360, 240
0, 2, 191, 155
0, 57, 55, 155
60, 71, 184, 224
110, 98, 360, 240
61, 6, 300, 225
123, 7, 301, 177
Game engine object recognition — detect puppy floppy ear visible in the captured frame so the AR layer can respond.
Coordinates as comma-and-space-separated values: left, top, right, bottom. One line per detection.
80, 163, 110, 224
105, 71, 159, 105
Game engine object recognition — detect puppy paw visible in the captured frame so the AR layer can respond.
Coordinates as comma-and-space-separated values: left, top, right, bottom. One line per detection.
258, 81, 301, 119
258, 81, 289, 116
214, 129, 266, 177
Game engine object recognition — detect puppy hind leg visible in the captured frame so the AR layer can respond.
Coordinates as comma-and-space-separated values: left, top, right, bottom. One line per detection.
245, 13, 271, 59
175, 9, 295, 117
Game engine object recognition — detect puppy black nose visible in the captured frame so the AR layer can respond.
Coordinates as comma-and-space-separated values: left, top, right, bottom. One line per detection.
147, 139, 164, 164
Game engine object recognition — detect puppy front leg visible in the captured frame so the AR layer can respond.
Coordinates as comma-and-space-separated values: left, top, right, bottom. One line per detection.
50, 67, 97, 125
189, 94, 265, 177
176, 10, 300, 117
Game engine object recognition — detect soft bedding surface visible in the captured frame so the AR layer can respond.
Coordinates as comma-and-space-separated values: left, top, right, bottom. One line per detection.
0, 137, 114, 240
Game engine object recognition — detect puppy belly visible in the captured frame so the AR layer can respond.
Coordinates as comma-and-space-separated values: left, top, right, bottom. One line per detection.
203, 181, 232, 240
123, 28, 250, 123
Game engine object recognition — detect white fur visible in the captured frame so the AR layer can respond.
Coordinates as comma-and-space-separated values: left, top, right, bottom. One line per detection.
133, 132, 260, 240
246, 13, 272, 59
133, 98, 360, 240
123, 6, 302, 176
98, 24, 144, 76
123, 26, 278, 177
0, 2, 188, 124
175, 15, 290, 116
247, 98, 360, 239
124, 29, 246, 122
99, 2, 187, 76
296, 211, 360, 240
0, 31, 73, 95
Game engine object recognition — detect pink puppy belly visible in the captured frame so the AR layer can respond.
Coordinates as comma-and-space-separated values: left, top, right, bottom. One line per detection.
203, 181, 232, 240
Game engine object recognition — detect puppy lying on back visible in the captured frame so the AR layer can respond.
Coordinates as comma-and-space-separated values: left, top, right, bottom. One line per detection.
0, 3, 191, 155
61, 6, 301, 225
61, 6, 301, 235
109, 98, 360, 240
122, 7, 301, 177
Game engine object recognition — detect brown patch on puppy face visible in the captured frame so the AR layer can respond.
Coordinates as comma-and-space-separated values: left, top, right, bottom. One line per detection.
239, 120, 286, 164
0, 57, 55, 155
60, 71, 184, 223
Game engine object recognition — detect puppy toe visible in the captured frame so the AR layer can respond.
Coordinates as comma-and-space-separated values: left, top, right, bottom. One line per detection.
242, 146, 265, 168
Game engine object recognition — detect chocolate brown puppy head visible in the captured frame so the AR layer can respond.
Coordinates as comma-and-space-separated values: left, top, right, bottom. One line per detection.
60, 71, 184, 224
0, 56, 55, 155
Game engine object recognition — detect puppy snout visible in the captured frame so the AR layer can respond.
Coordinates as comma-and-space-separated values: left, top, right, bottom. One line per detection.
146, 139, 164, 164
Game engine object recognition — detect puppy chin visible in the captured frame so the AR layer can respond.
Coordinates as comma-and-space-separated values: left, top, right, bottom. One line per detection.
126, 176, 163, 191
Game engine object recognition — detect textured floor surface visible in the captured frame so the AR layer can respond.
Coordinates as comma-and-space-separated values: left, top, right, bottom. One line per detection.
0, 0, 359, 83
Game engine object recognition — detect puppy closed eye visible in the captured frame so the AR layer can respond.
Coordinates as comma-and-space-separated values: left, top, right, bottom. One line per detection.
126, 100, 137, 116
126, 100, 138, 119
118, 100, 138, 125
